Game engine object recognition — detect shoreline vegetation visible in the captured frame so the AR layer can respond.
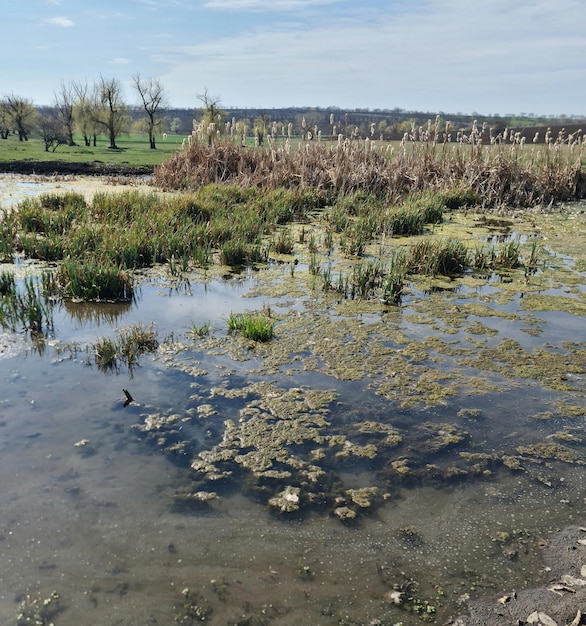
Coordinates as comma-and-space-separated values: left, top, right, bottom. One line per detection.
0, 130, 584, 324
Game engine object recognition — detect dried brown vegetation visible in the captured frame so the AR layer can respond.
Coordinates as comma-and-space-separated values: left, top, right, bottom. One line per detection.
154, 130, 585, 209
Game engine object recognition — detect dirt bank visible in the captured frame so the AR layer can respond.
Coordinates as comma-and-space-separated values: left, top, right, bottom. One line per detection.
0, 160, 153, 177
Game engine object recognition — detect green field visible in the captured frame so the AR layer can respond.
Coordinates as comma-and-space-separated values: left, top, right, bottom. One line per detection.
0, 133, 185, 168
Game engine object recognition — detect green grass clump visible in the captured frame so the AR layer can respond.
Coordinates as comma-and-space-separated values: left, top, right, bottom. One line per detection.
93, 323, 159, 371
57, 260, 133, 301
226, 312, 274, 342
189, 321, 211, 338
407, 238, 469, 276
117, 323, 159, 365
273, 228, 295, 254
94, 336, 118, 370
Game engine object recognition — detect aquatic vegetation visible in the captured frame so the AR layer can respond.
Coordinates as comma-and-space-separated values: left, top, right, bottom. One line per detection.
407, 238, 469, 276
273, 227, 295, 254
92, 323, 159, 371
57, 259, 133, 301
0, 274, 53, 334
94, 336, 117, 370
226, 311, 274, 342
188, 321, 211, 338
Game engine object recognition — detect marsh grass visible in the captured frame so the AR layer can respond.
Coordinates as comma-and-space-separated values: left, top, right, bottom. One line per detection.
273, 229, 295, 255
0, 274, 54, 334
93, 323, 159, 371
8, 185, 324, 298
407, 239, 470, 276
226, 312, 274, 342
58, 260, 134, 301
94, 336, 118, 370
189, 321, 211, 338
154, 136, 585, 208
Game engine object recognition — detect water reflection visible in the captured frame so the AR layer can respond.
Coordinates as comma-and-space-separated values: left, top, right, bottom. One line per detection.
59, 299, 133, 327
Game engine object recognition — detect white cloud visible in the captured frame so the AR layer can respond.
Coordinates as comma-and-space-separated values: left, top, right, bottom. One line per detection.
158, 0, 586, 113
45, 16, 74, 27
109, 57, 131, 64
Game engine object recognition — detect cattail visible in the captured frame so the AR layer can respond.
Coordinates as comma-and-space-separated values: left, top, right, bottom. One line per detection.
329, 113, 334, 126
533, 132, 539, 143
288, 122, 292, 138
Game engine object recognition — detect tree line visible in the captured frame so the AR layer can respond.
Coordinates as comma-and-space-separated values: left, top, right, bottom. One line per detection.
0, 75, 168, 152
2, 76, 583, 153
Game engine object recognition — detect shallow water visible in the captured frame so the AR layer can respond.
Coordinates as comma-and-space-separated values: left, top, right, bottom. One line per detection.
1, 191, 586, 625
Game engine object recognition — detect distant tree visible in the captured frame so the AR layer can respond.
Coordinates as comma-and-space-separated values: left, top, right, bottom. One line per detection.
72, 81, 98, 146
3, 94, 38, 141
169, 117, 182, 134
130, 118, 149, 134
39, 112, 68, 152
90, 76, 128, 149
53, 81, 77, 146
196, 88, 226, 146
133, 73, 167, 149
0, 100, 10, 139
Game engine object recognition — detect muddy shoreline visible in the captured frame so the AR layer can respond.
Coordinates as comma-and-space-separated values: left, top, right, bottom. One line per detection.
458, 524, 586, 625
0, 160, 153, 177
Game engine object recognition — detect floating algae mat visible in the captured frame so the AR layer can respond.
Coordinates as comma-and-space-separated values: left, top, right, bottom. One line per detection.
1, 196, 586, 625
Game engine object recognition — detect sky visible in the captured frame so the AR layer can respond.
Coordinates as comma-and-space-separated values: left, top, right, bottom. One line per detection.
3, 0, 586, 117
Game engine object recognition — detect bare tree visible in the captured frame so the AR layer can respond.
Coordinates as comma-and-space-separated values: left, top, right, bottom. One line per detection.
196, 88, 225, 146
0, 100, 11, 139
53, 81, 77, 146
39, 113, 68, 152
72, 81, 98, 146
133, 74, 167, 149
3, 94, 38, 141
90, 76, 128, 149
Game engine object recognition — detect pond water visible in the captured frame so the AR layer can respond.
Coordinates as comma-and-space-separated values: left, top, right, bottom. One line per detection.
1, 187, 586, 625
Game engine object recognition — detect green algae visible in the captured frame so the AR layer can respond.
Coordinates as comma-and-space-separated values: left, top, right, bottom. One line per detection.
126, 197, 586, 520
516, 442, 585, 464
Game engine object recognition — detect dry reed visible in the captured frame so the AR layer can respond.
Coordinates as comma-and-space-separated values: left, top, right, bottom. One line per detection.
154, 134, 585, 209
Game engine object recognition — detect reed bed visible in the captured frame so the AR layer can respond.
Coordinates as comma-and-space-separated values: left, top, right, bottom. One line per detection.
154, 134, 585, 209
2, 186, 326, 300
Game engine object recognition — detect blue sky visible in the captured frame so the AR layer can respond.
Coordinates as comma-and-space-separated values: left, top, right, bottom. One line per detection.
3, 0, 586, 116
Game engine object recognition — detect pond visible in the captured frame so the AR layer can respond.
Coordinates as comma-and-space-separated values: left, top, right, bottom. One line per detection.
1, 181, 586, 625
